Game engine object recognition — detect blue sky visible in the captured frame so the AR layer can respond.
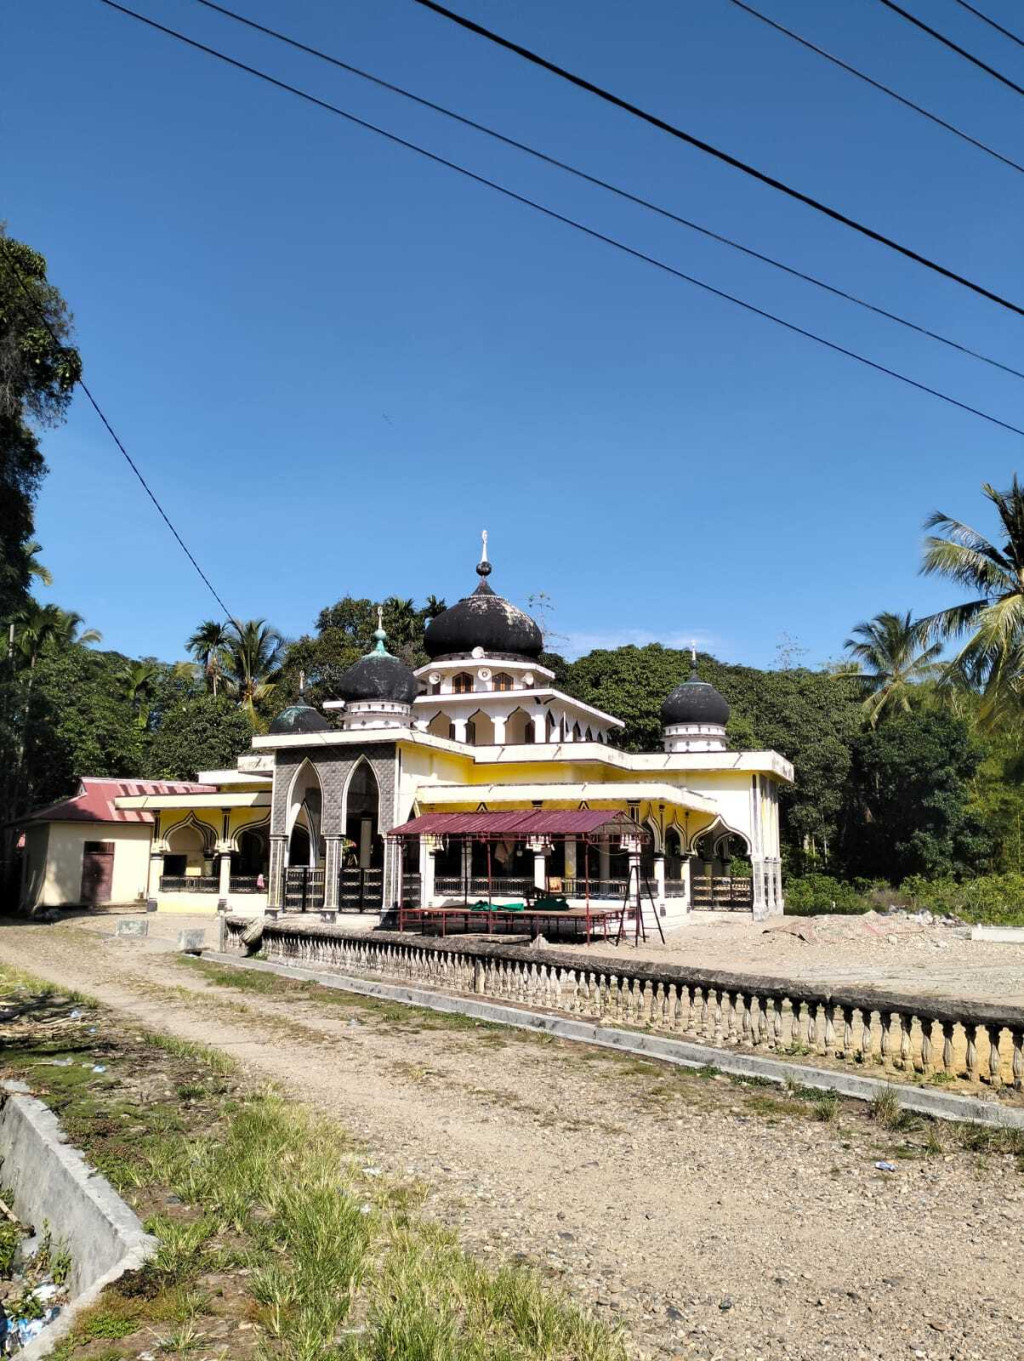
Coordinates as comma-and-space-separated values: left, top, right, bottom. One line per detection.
4, 0, 1016, 667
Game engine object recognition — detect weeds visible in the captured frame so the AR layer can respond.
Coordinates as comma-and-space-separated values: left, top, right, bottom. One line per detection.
869, 1086, 904, 1130
811, 1090, 841, 1123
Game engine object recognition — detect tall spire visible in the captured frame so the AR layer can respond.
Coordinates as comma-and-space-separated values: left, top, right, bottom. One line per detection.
476, 528, 492, 578
371, 605, 388, 656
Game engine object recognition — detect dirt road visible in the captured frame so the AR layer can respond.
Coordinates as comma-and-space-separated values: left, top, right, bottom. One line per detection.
2, 917, 1021, 1361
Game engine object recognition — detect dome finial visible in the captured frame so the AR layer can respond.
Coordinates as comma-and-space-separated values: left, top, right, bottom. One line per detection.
372, 605, 388, 656
690, 640, 699, 679
476, 528, 492, 578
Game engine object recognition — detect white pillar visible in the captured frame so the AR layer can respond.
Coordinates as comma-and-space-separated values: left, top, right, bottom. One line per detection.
492, 714, 507, 744
653, 853, 666, 905
452, 718, 468, 743
774, 860, 784, 914
420, 841, 436, 906
565, 837, 577, 893
148, 852, 164, 899
751, 855, 767, 919
599, 843, 611, 888
533, 842, 548, 893
218, 850, 231, 899
531, 712, 547, 743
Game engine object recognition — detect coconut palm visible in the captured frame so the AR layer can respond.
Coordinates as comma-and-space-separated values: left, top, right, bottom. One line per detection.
844, 611, 941, 725
14, 604, 100, 669
221, 619, 283, 721
186, 619, 230, 696
921, 476, 1024, 725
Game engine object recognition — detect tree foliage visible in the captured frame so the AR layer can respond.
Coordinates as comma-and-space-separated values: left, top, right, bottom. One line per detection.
0, 228, 82, 620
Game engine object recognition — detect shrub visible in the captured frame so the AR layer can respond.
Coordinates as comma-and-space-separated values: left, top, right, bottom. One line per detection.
782, 875, 872, 917
899, 873, 1024, 925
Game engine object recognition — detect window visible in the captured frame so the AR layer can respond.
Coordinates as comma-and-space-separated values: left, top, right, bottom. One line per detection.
493, 672, 513, 692
453, 672, 474, 694
84, 841, 114, 854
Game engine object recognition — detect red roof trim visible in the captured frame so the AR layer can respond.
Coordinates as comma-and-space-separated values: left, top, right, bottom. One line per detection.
19, 777, 216, 827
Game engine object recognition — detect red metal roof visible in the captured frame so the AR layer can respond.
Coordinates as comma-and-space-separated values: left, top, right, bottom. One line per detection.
19, 777, 216, 827
389, 809, 642, 838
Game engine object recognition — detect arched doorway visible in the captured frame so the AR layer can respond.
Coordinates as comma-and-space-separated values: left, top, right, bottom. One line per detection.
665, 826, 687, 898
341, 761, 383, 908
691, 828, 752, 911
232, 823, 269, 892
285, 761, 325, 909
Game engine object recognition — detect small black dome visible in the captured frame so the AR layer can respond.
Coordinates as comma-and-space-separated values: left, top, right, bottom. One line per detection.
661, 665, 730, 727
339, 650, 417, 705
269, 704, 331, 735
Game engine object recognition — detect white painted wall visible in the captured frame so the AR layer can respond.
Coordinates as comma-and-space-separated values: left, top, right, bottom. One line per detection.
25, 822, 153, 907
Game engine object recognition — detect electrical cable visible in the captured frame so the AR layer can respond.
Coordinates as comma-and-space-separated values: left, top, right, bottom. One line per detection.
184, 0, 1024, 383
411, 0, 1024, 318
950, 0, 1024, 50
724, 0, 1024, 175
0, 241, 236, 621
877, 0, 1024, 97
96, 0, 1024, 438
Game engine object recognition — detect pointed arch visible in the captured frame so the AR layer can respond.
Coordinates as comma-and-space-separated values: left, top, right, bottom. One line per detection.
466, 708, 495, 745
286, 759, 323, 867
342, 757, 383, 870
163, 812, 216, 853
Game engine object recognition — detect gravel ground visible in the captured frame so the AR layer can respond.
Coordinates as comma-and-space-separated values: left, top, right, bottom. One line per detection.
2, 917, 1023, 1361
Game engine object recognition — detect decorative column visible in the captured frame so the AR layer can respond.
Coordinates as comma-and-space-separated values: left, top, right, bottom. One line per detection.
492, 713, 507, 744
452, 717, 469, 743
564, 837, 577, 895
531, 712, 547, 743
751, 856, 767, 919
653, 852, 666, 905
773, 860, 784, 914
599, 841, 611, 889
323, 836, 342, 909
218, 850, 231, 899
148, 811, 164, 901
268, 834, 287, 911
461, 839, 472, 892
420, 838, 436, 907
531, 838, 549, 893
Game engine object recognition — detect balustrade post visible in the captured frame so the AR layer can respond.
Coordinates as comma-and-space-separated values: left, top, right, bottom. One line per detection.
965, 1024, 979, 1081
988, 1027, 1002, 1089
1012, 1030, 1024, 1091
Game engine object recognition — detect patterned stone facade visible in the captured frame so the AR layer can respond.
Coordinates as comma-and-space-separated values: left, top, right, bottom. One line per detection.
268, 743, 399, 908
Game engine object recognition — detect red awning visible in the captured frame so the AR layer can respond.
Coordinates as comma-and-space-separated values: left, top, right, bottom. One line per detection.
388, 809, 644, 839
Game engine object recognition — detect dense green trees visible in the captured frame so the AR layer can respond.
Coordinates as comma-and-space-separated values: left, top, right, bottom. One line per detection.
0, 230, 81, 621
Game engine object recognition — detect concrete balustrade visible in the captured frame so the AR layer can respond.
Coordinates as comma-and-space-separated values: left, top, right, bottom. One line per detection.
225, 917, 1024, 1091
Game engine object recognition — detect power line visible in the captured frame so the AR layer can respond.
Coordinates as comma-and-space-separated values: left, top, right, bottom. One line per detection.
0, 241, 236, 621
950, 0, 1024, 50
725, 0, 1024, 175
411, 0, 1024, 318
877, 0, 1024, 97
187, 0, 1024, 383
97, 0, 1024, 439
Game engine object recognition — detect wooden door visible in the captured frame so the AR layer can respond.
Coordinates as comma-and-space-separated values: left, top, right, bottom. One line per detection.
80, 841, 114, 905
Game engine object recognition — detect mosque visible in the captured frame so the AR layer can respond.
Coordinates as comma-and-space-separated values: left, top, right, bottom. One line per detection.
18, 538, 792, 923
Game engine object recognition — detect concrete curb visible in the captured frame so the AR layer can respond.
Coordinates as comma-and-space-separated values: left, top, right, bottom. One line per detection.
201, 951, 1024, 1130
0, 1082, 158, 1359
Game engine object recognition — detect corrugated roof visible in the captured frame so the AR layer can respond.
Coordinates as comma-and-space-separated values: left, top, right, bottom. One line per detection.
389, 809, 642, 838
20, 777, 216, 826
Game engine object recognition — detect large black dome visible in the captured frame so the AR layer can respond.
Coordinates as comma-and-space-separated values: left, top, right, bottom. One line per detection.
661, 665, 730, 727
424, 555, 542, 661
269, 703, 331, 735
339, 637, 417, 705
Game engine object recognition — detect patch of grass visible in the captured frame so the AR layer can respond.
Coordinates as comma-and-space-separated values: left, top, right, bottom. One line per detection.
869, 1086, 904, 1131
929, 1070, 957, 1086
140, 1030, 236, 1075
811, 1090, 841, 1124
695, 1064, 721, 1080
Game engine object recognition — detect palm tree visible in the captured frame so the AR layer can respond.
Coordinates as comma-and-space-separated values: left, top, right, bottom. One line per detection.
221, 619, 283, 721
422, 594, 447, 620
20, 541, 52, 588
120, 659, 162, 730
186, 620, 229, 696
921, 476, 1024, 725
844, 611, 941, 726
